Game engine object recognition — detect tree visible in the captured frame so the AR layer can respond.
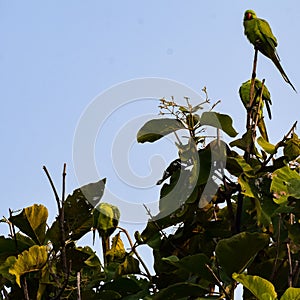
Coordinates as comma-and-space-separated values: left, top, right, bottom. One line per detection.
1, 13, 300, 300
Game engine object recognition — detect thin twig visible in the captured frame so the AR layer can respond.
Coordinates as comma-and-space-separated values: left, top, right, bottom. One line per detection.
210, 100, 221, 111
21, 276, 30, 300
43, 166, 60, 208
43, 165, 69, 289
287, 242, 293, 287
249, 48, 258, 109
59, 165, 68, 277
50, 260, 72, 300
143, 204, 169, 241
205, 264, 231, 300
62, 163, 67, 203
117, 226, 152, 281
270, 214, 281, 281
9, 209, 18, 252
245, 48, 259, 163
77, 271, 81, 300
254, 79, 266, 136
259, 121, 298, 170
223, 179, 236, 233
143, 204, 185, 256
235, 189, 244, 234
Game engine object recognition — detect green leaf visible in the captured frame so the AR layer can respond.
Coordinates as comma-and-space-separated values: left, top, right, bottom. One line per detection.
230, 129, 259, 156
9, 204, 48, 245
137, 118, 185, 143
153, 282, 206, 300
79, 246, 102, 268
0, 256, 17, 283
0, 235, 34, 265
106, 233, 126, 262
284, 133, 300, 161
238, 174, 256, 198
281, 287, 300, 300
98, 290, 122, 299
232, 273, 277, 300
9, 245, 48, 287
47, 179, 106, 248
80, 178, 106, 207
101, 277, 141, 298
226, 156, 253, 177
216, 232, 269, 279
199, 111, 238, 137
253, 197, 273, 229
66, 246, 93, 272
163, 253, 214, 282
287, 178, 300, 198
287, 223, 300, 245
115, 255, 140, 276
162, 255, 180, 263
271, 166, 300, 204
93, 202, 120, 238
257, 136, 276, 154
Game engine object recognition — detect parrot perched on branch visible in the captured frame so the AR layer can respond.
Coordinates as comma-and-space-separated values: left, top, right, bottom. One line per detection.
239, 79, 272, 141
243, 9, 296, 92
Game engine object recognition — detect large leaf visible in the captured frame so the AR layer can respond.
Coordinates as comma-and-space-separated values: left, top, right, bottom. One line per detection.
200, 111, 238, 137
271, 166, 300, 204
0, 256, 17, 283
0, 235, 34, 264
106, 232, 126, 262
162, 253, 214, 283
281, 287, 300, 300
47, 179, 106, 248
153, 282, 206, 300
9, 204, 48, 245
284, 133, 300, 161
9, 245, 48, 287
232, 273, 277, 300
226, 155, 253, 177
137, 118, 185, 143
230, 129, 259, 156
257, 136, 276, 154
101, 277, 141, 298
216, 232, 269, 279
80, 178, 106, 207
115, 255, 140, 277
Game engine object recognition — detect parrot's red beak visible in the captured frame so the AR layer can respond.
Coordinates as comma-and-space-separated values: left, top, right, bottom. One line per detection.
246, 12, 252, 20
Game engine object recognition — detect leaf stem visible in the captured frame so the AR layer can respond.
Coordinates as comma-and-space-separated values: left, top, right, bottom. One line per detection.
205, 264, 231, 300
117, 226, 152, 281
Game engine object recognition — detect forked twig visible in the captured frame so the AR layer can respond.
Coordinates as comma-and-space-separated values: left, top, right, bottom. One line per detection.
117, 226, 152, 281
205, 264, 231, 300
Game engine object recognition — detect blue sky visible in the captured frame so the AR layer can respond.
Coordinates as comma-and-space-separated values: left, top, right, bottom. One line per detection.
0, 2, 299, 285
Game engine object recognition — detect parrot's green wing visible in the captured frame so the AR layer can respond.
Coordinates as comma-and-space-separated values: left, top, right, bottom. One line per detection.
243, 10, 296, 92
257, 18, 277, 48
256, 18, 280, 63
239, 79, 272, 141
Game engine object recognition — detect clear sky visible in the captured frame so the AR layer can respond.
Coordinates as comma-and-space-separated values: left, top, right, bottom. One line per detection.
0, 1, 299, 291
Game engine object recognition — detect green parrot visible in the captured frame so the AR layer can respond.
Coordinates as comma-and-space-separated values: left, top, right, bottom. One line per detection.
92, 202, 120, 265
239, 79, 272, 141
243, 10, 296, 92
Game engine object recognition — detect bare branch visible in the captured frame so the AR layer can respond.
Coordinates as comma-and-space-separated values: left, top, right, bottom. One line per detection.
43, 166, 60, 209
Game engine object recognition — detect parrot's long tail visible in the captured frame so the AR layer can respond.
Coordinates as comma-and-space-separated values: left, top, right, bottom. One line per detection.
270, 52, 297, 92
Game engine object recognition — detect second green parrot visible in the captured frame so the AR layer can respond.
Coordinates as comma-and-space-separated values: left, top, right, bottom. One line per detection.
243, 9, 296, 92
239, 79, 272, 141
